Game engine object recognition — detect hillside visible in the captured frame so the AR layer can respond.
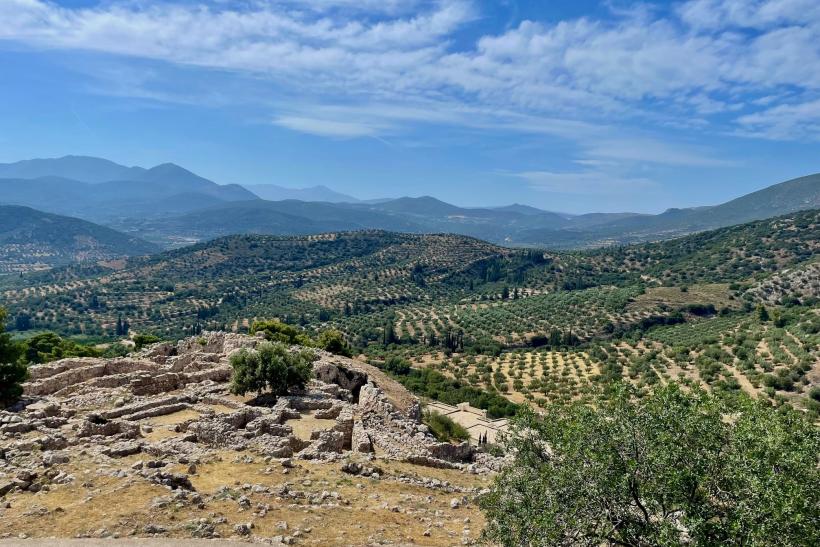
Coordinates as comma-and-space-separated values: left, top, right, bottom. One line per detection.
3, 209, 817, 341
121, 196, 571, 248
114, 173, 820, 250
0, 205, 159, 274
518, 173, 820, 247
1, 209, 818, 418
0, 331, 497, 543
108, 200, 427, 247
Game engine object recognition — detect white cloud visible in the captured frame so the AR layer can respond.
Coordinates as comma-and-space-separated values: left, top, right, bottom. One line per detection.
513, 170, 656, 195
678, 0, 820, 30
2, 0, 820, 144
736, 97, 820, 140
272, 115, 386, 137
582, 138, 736, 167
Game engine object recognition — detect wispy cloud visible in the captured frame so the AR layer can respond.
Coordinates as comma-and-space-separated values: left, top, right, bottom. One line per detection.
2, 0, 820, 161
513, 170, 656, 195
273, 115, 387, 138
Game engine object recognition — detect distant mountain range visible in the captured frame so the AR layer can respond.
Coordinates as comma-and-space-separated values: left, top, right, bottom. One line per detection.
1, 155, 818, 251
0, 156, 256, 222
0, 205, 158, 273
245, 183, 359, 203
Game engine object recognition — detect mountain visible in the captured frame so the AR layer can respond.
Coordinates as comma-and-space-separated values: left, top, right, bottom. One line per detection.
104, 171, 820, 250
0, 205, 159, 274
245, 184, 359, 203
107, 199, 426, 247
111, 195, 577, 248
491, 204, 563, 216
0, 157, 257, 223
687, 173, 820, 227
514, 173, 820, 247
0, 156, 255, 201
2, 156, 818, 251
101, 163, 256, 202
0, 155, 143, 183
371, 196, 465, 216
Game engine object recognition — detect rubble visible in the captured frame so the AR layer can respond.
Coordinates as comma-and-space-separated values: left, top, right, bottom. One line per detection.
1, 331, 504, 510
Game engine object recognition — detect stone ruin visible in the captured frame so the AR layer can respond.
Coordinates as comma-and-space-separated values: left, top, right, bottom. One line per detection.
1, 331, 502, 497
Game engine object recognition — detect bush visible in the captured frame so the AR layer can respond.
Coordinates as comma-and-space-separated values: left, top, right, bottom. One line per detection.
383, 355, 411, 375
316, 329, 353, 357
423, 409, 470, 443
230, 341, 315, 397
392, 367, 518, 418
0, 360, 28, 408
133, 334, 160, 351
0, 308, 26, 407
22, 332, 101, 364
251, 320, 313, 346
480, 383, 820, 546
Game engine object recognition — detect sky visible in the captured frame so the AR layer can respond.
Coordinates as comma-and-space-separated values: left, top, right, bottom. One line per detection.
0, 0, 819, 213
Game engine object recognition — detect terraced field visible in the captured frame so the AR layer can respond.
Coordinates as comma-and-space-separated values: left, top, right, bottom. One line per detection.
2, 211, 818, 421
418, 304, 820, 414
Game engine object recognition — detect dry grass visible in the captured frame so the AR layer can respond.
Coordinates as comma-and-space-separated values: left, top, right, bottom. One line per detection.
1, 448, 490, 546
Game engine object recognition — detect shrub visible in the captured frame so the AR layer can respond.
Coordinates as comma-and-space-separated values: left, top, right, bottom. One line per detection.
230, 341, 315, 397
22, 332, 101, 364
383, 355, 412, 375
0, 308, 26, 407
133, 334, 160, 351
251, 320, 313, 346
480, 383, 820, 546
316, 329, 353, 357
423, 409, 470, 443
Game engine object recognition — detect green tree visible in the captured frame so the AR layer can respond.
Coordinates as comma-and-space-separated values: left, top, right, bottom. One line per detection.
133, 334, 160, 351
316, 329, 353, 357
423, 409, 470, 443
230, 341, 315, 397
0, 308, 26, 407
383, 355, 411, 375
250, 320, 313, 346
480, 383, 820, 546
22, 332, 100, 364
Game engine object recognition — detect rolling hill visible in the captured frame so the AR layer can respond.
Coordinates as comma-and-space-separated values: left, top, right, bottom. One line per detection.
0, 205, 159, 274
3, 209, 817, 414
117, 195, 572, 247
3, 209, 816, 340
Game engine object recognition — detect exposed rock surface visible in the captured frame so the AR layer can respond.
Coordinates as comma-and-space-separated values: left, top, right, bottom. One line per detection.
1, 331, 503, 503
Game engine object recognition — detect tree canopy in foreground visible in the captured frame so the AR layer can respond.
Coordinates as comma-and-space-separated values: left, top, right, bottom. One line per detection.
480, 383, 819, 546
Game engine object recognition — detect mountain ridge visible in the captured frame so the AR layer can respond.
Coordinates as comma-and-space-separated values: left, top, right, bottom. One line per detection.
1, 155, 818, 249
0, 204, 159, 274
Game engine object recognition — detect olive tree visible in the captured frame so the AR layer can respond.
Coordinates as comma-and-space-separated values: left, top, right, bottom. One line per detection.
230, 341, 314, 397
480, 383, 819, 546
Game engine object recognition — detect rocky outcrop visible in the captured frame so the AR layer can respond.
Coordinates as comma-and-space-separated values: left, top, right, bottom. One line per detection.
2, 331, 503, 503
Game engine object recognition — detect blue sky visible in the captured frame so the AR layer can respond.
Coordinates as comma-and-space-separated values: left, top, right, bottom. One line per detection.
1, 0, 819, 213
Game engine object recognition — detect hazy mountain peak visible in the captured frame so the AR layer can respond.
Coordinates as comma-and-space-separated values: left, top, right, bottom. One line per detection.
245, 183, 359, 203
0, 155, 144, 183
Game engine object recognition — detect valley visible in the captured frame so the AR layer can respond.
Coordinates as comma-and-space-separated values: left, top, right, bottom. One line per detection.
2, 209, 818, 417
